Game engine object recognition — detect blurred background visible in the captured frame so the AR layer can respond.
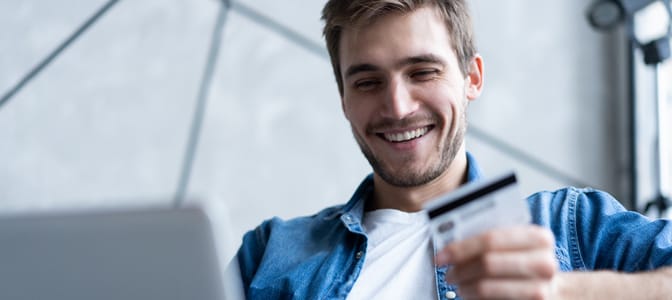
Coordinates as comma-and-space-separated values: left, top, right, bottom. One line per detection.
1, 0, 671, 262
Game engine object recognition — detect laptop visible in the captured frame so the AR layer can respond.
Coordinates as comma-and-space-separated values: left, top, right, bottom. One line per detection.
0, 206, 242, 300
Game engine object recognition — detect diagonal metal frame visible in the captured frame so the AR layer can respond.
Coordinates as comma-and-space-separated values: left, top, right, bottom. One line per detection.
232, 2, 327, 59
0, 0, 120, 109
173, 0, 231, 208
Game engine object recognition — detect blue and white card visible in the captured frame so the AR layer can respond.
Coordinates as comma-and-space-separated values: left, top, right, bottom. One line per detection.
424, 172, 531, 250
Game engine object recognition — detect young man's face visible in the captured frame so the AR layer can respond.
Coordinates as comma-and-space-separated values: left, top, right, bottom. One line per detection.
338, 6, 483, 187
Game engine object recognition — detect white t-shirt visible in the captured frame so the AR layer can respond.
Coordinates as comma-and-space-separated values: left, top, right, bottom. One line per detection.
347, 209, 437, 300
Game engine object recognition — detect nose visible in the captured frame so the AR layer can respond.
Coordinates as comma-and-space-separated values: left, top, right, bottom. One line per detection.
381, 77, 418, 119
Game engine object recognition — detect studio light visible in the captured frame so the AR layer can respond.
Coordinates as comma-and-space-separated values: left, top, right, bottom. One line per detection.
588, 0, 671, 64
588, 0, 662, 30
588, 1, 626, 30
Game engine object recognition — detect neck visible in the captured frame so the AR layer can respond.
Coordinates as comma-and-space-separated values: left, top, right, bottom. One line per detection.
369, 150, 469, 212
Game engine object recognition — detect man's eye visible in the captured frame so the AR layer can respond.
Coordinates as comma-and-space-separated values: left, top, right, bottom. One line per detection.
411, 69, 440, 80
354, 80, 381, 91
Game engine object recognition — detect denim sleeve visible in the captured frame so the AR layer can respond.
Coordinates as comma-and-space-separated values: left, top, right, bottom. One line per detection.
236, 219, 272, 292
573, 189, 672, 271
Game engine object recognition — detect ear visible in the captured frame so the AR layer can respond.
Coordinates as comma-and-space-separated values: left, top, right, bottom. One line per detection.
465, 54, 484, 101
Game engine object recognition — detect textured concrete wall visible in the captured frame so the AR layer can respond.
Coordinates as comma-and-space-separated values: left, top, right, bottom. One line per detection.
3, 0, 667, 260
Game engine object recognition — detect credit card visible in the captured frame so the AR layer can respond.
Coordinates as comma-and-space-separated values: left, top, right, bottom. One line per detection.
424, 172, 531, 251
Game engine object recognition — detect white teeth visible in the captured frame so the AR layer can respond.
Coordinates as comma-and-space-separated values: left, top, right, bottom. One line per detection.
384, 127, 429, 142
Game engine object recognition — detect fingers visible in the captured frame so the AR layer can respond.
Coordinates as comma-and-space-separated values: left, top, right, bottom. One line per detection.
436, 225, 554, 266
446, 249, 557, 284
457, 278, 554, 300
435, 226, 558, 299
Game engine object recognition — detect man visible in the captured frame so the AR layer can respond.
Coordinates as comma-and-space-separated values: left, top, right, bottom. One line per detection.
236, 0, 672, 299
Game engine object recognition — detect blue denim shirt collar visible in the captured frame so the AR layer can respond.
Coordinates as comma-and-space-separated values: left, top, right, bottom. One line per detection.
334, 152, 483, 232
327, 152, 481, 299
465, 152, 483, 182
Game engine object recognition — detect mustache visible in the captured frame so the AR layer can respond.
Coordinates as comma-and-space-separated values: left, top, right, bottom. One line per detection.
365, 114, 439, 133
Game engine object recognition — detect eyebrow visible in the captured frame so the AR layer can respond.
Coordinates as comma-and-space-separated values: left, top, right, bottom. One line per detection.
344, 63, 380, 79
399, 54, 447, 68
344, 54, 447, 79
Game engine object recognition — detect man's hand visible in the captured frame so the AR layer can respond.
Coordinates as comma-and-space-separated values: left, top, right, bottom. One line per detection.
435, 225, 558, 300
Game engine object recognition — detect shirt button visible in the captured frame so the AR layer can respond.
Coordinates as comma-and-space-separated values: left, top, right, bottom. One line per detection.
355, 251, 363, 259
343, 214, 352, 222
445, 291, 457, 299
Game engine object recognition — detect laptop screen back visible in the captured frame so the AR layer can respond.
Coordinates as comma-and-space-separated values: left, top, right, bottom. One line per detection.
0, 207, 225, 300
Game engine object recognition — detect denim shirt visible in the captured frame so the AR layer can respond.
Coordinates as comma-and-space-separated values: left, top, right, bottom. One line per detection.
237, 154, 672, 299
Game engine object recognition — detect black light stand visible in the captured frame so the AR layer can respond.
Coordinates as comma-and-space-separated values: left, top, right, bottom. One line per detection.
636, 10, 672, 217
643, 57, 672, 217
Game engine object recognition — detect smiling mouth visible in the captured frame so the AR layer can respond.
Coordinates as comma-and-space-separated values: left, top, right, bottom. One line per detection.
378, 125, 433, 143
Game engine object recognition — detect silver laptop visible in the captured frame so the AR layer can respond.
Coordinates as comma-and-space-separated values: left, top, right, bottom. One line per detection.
0, 207, 235, 300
